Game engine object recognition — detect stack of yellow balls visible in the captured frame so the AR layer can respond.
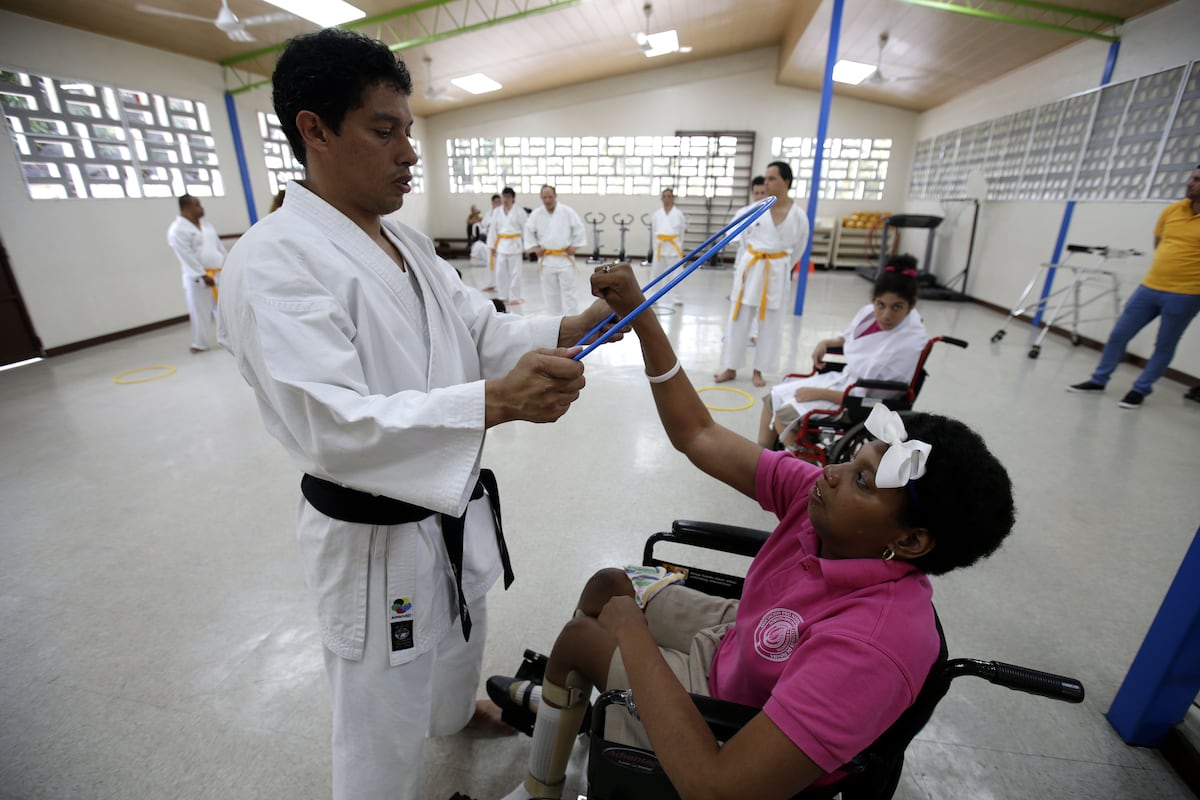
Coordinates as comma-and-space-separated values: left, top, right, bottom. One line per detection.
841, 211, 891, 229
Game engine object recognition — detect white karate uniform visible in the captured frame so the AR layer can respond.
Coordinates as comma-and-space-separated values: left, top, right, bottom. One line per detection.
167, 215, 225, 350
217, 182, 561, 800
770, 305, 928, 435
650, 206, 687, 303
524, 202, 587, 315
469, 238, 490, 268
719, 203, 809, 375
486, 205, 528, 302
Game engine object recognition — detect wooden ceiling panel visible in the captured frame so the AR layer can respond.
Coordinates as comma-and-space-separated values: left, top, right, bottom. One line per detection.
0, 0, 1179, 116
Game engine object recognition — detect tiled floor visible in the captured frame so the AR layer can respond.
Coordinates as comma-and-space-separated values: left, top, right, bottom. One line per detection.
1, 258, 1197, 800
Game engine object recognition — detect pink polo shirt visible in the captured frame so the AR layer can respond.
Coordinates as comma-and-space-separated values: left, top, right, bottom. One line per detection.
707, 450, 939, 775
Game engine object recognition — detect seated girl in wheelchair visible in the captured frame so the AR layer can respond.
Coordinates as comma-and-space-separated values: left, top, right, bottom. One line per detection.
486, 263, 1014, 800
758, 256, 927, 451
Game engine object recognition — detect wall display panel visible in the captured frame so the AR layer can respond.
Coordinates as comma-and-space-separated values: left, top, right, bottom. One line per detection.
771, 137, 893, 201
909, 60, 1197, 202
0, 66, 224, 200
1150, 61, 1200, 198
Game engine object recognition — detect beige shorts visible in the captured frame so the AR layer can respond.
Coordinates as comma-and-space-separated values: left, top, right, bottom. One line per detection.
603, 584, 738, 748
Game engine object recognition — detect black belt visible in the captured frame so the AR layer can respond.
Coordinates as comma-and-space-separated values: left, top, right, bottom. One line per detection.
299, 469, 513, 642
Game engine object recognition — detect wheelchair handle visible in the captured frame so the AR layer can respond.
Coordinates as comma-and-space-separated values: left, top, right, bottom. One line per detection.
945, 658, 1085, 703
936, 336, 969, 349
642, 520, 770, 562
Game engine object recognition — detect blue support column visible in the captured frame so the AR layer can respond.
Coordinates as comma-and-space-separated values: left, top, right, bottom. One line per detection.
1108, 526, 1200, 746
794, 0, 845, 316
1031, 39, 1120, 327
224, 92, 258, 226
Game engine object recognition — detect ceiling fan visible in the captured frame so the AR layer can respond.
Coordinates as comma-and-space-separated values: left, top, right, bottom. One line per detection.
422, 56, 461, 103
864, 32, 922, 85
134, 0, 295, 43
631, 2, 692, 57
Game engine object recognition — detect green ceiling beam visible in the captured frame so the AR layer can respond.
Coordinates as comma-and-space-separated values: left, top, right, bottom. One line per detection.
222, 0, 584, 96
892, 0, 1123, 42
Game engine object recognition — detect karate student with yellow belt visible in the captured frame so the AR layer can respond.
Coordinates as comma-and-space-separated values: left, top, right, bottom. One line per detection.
486, 186, 529, 305
650, 187, 688, 306
524, 185, 588, 315
714, 161, 809, 388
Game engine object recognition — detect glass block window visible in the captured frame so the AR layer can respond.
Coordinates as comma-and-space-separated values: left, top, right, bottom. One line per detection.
1, 67, 224, 200
770, 137, 892, 200
445, 135, 742, 197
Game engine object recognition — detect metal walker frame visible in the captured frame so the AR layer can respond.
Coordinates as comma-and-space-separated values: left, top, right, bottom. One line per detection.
991, 243, 1142, 359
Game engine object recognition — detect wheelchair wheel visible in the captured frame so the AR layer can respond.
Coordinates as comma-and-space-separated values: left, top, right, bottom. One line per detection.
827, 421, 871, 464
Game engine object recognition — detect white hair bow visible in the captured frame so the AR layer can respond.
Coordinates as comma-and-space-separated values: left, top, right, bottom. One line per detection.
864, 405, 931, 489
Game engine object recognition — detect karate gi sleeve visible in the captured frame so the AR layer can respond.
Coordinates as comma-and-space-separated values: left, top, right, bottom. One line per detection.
168, 224, 210, 280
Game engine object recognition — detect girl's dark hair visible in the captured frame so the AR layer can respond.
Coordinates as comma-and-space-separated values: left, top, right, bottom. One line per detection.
872, 253, 919, 305
272, 28, 412, 167
896, 413, 1015, 576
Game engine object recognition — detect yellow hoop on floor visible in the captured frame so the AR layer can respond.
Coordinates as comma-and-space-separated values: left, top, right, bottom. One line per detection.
697, 385, 755, 412
113, 366, 176, 384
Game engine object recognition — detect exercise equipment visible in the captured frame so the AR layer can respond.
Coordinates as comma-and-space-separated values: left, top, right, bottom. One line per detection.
584, 212, 606, 265
612, 213, 634, 262
991, 243, 1142, 359
860, 215, 949, 299
573, 197, 775, 360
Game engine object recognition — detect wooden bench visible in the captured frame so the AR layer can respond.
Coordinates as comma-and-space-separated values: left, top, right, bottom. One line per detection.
434, 237, 473, 259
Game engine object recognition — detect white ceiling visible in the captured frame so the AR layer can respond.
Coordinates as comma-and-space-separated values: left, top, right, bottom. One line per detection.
0, 0, 1177, 116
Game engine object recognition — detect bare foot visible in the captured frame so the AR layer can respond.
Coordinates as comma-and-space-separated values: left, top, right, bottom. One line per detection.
713, 369, 736, 383
481, 285, 495, 293
507, 298, 525, 306
752, 370, 766, 388
465, 699, 518, 736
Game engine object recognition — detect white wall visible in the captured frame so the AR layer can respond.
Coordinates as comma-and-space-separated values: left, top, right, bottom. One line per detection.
422, 47, 918, 240
907, 0, 1200, 379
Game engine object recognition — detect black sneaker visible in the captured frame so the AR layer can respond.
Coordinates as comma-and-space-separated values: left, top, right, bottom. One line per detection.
1185, 386, 1200, 404
1067, 381, 1105, 393
1118, 390, 1144, 409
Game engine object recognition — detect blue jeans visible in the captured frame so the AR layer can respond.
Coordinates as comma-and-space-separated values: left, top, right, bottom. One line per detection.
1090, 284, 1200, 395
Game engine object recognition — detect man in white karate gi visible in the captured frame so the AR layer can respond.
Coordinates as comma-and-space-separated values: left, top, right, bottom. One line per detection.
217, 29, 617, 800
167, 194, 225, 352
524, 185, 588, 315
649, 187, 687, 305
486, 187, 528, 305
714, 161, 809, 388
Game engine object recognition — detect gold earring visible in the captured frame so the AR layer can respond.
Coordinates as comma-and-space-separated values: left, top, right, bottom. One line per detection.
881, 547, 895, 561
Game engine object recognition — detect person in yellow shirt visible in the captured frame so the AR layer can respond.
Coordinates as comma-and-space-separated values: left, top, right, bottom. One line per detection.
1068, 166, 1200, 409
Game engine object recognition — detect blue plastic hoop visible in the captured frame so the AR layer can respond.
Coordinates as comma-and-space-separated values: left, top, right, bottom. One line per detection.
573, 196, 775, 360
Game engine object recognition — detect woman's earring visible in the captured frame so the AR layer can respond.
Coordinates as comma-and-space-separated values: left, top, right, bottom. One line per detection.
881, 547, 895, 561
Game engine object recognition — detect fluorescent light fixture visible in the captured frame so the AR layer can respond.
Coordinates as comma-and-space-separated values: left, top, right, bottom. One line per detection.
643, 29, 680, 58
263, 0, 366, 28
450, 73, 502, 95
0, 357, 43, 373
832, 59, 877, 85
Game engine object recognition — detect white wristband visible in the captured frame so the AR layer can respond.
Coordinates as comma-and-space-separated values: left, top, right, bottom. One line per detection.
647, 360, 682, 384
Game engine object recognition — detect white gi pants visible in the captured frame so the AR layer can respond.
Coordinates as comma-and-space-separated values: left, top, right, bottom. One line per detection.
539, 259, 579, 315
324, 529, 488, 800
719, 304, 783, 374
183, 275, 216, 350
494, 252, 523, 302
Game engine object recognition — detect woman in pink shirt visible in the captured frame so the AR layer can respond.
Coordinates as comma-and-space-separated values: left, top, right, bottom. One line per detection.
484, 265, 1015, 800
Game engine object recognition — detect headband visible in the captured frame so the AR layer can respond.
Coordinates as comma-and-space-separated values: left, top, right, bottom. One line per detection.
884, 265, 918, 277
864, 405, 931, 489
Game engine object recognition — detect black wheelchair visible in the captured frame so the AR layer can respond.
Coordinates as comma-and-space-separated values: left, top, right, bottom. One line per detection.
776, 336, 968, 467
498, 520, 1085, 800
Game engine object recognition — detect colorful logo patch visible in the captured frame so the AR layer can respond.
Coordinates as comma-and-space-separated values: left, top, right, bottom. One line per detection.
753, 607, 802, 662
391, 598, 412, 615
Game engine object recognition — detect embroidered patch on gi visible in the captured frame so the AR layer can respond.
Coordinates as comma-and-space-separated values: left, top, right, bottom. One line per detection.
390, 597, 414, 652
754, 607, 802, 662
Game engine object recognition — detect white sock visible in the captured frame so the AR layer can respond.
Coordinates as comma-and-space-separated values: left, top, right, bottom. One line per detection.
527, 702, 563, 789
509, 680, 543, 713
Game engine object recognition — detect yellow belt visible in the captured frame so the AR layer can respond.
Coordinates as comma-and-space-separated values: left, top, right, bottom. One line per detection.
491, 232, 523, 270
655, 234, 683, 263
205, 268, 221, 302
543, 248, 569, 256
733, 245, 786, 322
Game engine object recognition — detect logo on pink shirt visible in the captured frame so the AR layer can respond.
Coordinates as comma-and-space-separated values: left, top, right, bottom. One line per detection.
754, 607, 802, 662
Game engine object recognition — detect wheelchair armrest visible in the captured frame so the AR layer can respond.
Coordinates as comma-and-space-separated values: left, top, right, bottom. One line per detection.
847, 378, 909, 393
938, 336, 969, 349
592, 689, 760, 743
944, 659, 1085, 702
642, 520, 770, 562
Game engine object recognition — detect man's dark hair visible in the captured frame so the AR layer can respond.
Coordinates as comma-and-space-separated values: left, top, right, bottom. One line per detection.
177, 194, 195, 212
491, 194, 501, 201
272, 28, 412, 167
751, 175, 765, 187
767, 160, 793, 188
502, 187, 516, 198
